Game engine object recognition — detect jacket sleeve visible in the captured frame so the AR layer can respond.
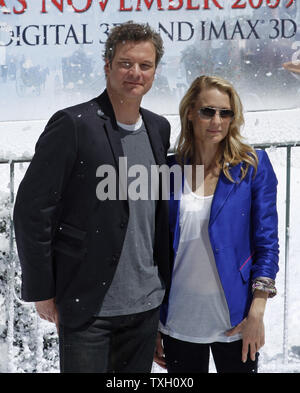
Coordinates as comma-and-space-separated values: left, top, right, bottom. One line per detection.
13, 110, 77, 302
251, 150, 279, 280
160, 116, 171, 156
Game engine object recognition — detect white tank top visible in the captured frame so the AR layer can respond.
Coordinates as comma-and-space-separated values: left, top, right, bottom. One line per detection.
160, 179, 241, 343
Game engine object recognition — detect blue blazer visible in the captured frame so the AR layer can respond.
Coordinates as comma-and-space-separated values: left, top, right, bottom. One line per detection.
161, 149, 279, 328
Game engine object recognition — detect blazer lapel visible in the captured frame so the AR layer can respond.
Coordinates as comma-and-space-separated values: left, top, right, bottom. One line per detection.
95, 90, 124, 171
209, 163, 242, 226
140, 108, 165, 166
95, 93, 165, 168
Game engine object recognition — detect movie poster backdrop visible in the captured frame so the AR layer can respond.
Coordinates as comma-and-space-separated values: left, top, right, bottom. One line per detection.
0, 0, 299, 121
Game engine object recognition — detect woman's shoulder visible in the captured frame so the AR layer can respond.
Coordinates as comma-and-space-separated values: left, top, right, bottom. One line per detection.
255, 148, 267, 159
254, 149, 273, 168
241, 148, 270, 171
253, 148, 277, 184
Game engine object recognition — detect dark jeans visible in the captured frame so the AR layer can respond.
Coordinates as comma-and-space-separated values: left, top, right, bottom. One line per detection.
59, 307, 160, 373
162, 334, 259, 373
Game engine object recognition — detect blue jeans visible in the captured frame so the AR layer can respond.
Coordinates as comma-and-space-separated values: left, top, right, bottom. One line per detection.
59, 307, 160, 373
162, 334, 259, 373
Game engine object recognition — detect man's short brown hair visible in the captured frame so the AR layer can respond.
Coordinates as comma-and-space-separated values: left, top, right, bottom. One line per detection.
103, 21, 164, 68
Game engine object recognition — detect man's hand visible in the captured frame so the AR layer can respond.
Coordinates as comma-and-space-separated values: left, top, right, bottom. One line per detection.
35, 298, 59, 332
154, 332, 166, 369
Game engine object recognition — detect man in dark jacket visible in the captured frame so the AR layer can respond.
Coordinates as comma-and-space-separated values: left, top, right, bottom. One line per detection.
13, 21, 171, 373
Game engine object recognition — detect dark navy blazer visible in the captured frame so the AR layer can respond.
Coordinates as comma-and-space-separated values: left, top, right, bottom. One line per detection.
161, 149, 279, 327
13, 90, 171, 329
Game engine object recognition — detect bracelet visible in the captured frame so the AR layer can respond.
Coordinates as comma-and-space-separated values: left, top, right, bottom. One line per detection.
252, 276, 277, 298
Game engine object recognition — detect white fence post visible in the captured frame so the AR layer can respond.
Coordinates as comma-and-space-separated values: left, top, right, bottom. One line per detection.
283, 146, 291, 364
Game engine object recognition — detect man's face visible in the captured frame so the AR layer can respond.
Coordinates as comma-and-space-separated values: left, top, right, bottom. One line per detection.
105, 40, 157, 101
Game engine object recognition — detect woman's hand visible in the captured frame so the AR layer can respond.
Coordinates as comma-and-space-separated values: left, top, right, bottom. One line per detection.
226, 290, 268, 363
226, 314, 265, 363
154, 332, 167, 369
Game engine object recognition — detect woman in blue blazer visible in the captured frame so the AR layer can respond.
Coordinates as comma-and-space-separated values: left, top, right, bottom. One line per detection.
154, 75, 279, 373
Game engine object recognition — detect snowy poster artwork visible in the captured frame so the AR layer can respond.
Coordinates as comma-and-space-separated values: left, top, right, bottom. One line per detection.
0, 0, 300, 373
0, 0, 299, 120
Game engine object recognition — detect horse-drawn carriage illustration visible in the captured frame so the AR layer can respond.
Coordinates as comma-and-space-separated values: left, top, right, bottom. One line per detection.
61, 49, 101, 91
15, 60, 49, 96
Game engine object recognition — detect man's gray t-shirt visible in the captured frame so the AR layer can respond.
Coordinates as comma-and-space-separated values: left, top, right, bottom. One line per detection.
98, 118, 165, 316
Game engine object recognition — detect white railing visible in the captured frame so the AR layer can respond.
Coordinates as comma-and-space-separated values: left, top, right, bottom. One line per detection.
1, 141, 300, 372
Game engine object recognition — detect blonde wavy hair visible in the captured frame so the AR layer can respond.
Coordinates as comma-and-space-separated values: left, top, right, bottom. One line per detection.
176, 75, 258, 182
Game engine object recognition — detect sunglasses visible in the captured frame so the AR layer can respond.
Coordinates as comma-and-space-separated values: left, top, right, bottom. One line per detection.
197, 107, 234, 119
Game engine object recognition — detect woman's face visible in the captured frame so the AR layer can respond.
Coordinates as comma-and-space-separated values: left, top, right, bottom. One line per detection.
188, 88, 233, 147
